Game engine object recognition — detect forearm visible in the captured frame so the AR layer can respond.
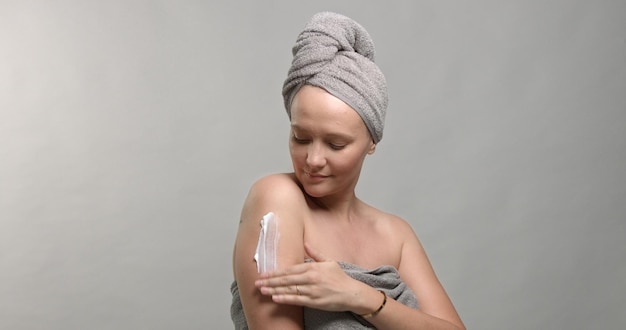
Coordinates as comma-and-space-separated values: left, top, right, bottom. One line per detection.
353, 285, 465, 330
367, 301, 464, 330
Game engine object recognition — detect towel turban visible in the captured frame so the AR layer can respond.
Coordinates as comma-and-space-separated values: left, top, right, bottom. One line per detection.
282, 12, 388, 143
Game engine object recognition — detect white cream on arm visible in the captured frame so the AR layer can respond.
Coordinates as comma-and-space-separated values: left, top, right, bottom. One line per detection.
253, 212, 279, 273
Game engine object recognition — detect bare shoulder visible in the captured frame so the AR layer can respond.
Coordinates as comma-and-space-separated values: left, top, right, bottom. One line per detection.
384, 212, 416, 235
238, 173, 308, 247
366, 205, 417, 242
248, 173, 304, 202
241, 173, 307, 223
353, 204, 418, 267
361, 205, 427, 273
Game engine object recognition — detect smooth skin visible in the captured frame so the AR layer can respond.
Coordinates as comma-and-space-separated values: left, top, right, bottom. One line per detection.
233, 85, 465, 329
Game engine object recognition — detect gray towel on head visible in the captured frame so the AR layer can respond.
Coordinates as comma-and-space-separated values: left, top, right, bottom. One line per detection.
230, 261, 418, 329
282, 12, 388, 143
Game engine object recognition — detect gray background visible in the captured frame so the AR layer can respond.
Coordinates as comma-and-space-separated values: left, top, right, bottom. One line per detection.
1, 1, 625, 329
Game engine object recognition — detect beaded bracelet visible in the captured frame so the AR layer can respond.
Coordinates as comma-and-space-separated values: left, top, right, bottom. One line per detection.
359, 290, 387, 319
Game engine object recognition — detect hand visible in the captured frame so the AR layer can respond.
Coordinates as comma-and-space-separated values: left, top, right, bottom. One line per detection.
254, 242, 363, 312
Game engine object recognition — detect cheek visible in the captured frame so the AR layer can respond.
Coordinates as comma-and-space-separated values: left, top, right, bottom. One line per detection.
333, 153, 365, 173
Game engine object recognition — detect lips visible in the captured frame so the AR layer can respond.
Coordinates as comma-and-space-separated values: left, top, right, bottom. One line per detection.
305, 172, 329, 180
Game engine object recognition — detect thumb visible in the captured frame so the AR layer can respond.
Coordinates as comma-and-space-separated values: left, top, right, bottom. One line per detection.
304, 242, 331, 262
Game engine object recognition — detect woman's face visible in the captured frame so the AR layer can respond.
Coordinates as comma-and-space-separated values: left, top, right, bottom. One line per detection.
289, 85, 375, 199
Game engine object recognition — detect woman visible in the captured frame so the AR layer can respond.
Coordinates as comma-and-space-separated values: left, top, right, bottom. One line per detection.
231, 12, 465, 329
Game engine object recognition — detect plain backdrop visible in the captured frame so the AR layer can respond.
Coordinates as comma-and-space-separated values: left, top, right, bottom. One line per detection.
1, 1, 625, 329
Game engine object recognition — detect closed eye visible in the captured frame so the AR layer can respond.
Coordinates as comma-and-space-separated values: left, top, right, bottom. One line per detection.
292, 135, 310, 144
329, 143, 346, 150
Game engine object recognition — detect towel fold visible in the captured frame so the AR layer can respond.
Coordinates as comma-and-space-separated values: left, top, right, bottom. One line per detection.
282, 12, 388, 143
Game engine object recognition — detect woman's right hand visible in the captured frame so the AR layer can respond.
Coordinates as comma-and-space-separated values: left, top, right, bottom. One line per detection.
255, 242, 380, 315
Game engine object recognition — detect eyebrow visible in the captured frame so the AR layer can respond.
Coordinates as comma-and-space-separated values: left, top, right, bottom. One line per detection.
291, 124, 353, 140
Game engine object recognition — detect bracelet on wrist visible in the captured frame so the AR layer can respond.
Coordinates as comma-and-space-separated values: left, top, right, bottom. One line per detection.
358, 290, 387, 319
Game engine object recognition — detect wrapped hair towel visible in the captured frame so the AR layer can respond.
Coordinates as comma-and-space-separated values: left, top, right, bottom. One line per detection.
282, 12, 388, 143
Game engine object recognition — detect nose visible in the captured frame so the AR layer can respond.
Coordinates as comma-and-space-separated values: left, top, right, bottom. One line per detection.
306, 142, 326, 170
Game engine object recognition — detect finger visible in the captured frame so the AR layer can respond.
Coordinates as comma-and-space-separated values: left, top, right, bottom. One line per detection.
304, 242, 330, 262
256, 272, 307, 289
259, 284, 301, 296
271, 293, 309, 306
258, 261, 311, 278
270, 285, 311, 305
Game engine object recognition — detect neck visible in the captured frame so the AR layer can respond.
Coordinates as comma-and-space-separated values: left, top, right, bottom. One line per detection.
306, 191, 362, 221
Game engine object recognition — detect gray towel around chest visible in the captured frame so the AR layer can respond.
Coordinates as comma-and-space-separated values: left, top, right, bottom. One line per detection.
230, 262, 418, 329
303, 261, 418, 329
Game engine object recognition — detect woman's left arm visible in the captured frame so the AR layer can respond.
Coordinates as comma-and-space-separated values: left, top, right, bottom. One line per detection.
364, 219, 466, 329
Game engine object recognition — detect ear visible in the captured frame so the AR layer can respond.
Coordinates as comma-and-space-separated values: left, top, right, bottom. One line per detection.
367, 142, 376, 155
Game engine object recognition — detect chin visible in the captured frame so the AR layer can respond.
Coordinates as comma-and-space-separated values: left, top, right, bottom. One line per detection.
303, 188, 327, 198
300, 182, 332, 198
299, 182, 322, 196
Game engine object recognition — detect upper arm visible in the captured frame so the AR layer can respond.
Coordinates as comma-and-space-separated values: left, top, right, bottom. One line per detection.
396, 219, 464, 329
233, 174, 306, 329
